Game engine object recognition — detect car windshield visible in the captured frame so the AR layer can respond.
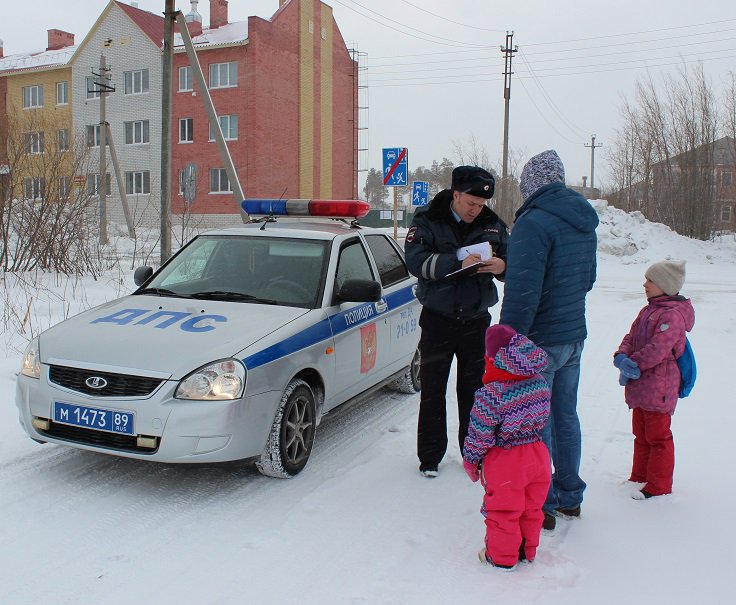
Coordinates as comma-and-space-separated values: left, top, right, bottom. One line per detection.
139, 235, 329, 308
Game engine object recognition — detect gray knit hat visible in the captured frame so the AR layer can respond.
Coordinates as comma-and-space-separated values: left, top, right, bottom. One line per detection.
519, 149, 565, 201
645, 260, 686, 296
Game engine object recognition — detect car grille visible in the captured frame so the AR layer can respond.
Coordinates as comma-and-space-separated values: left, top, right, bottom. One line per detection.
49, 365, 165, 397
40, 422, 159, 454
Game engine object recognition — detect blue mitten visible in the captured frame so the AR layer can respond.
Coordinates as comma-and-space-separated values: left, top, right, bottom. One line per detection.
618, 371, 629, 386
614, 354, 641, 379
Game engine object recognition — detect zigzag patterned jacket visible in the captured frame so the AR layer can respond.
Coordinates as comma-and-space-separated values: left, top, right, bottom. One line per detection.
463, 333, 551, 465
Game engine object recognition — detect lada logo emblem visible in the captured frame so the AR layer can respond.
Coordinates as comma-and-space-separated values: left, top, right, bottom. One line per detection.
85, 376, 108, 389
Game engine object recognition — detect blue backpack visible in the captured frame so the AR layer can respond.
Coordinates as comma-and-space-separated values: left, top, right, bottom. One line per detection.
676, 337, 696, 398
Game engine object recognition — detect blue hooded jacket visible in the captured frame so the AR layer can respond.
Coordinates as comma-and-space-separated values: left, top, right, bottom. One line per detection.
499, 153, 598, 346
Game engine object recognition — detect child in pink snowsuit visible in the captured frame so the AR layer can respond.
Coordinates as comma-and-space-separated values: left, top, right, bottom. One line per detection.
463, 324, 551, 570
613, 260, 695, 499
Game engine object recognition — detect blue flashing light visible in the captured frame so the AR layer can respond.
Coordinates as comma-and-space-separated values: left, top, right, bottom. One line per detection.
241, 200, 288, 215
241, 199, 370, 218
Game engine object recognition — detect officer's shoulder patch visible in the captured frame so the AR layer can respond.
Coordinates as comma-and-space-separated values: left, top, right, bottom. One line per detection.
406, 226, 418, 243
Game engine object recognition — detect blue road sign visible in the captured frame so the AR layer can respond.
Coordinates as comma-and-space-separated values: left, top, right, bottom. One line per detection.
412, 181, 429, 206
382, 147, 408, 187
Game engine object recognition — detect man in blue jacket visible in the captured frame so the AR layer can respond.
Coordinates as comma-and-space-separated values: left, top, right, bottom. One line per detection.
405, 166, 508, 478
499, 150, 598, 530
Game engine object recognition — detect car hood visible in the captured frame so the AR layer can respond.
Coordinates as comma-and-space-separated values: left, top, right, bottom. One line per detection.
38, 295, 310, 379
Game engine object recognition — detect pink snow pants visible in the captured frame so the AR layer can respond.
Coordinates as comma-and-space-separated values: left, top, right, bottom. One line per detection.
480, 441, 551, 567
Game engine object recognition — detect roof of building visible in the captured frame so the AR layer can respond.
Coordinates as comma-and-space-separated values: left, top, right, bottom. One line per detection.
174, 21, 249, 50
114, 1, 165, 47
0, 45, 77, 74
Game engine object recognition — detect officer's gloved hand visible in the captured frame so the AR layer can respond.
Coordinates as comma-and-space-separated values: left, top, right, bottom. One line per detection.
614, 354, 640, 379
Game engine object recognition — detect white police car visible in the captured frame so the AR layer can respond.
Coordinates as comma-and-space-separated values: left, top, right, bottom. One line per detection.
16, 199, 421, 477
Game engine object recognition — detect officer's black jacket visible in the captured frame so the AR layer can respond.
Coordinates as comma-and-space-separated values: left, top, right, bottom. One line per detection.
405, 189, 508, 320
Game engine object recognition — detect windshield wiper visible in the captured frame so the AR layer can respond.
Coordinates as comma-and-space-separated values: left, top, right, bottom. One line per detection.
135, 287, 189, 298
190, 291, 280, 304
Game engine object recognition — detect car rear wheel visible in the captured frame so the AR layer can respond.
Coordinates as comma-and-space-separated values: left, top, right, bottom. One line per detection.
256, 379, 316, 478
388, 348, 421, 394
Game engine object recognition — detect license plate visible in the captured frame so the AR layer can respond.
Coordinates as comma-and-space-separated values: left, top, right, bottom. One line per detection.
53, 401, 135, 435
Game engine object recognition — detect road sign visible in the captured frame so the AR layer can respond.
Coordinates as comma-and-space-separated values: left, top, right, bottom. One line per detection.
382, 147, 408, 187
412, 181, 429, 206
182, 163, 197, 204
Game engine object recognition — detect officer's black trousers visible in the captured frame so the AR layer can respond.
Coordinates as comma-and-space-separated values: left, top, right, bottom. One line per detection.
417, 308, 489, 467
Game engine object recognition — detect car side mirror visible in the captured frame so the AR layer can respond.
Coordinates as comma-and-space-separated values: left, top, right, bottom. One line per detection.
335, 279, 381, 303
134, 266, 154, 286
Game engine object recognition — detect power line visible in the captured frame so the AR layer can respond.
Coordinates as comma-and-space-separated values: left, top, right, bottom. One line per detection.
522, 17, 736, 47
395, 0, 506, 33
331, 0, 490, 48
368, 49, 736, 85
514, 74, 582, 145
517, 51, 590, 139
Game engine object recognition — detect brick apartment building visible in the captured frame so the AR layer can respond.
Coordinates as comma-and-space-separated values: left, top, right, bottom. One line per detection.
0, 0, 359, 229
173, 0, 358, 218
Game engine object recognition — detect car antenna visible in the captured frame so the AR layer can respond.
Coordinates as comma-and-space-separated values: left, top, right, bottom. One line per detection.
260, 186, 289, 230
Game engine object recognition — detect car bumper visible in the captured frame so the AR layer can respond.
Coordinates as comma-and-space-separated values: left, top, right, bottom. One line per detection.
15, 373, 282, 463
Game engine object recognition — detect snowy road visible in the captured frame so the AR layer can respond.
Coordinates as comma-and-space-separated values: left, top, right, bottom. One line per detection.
2, 210, 735, 604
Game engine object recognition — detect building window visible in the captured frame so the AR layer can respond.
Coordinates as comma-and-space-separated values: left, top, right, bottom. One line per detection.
124, 120, 150, 144
125, 171, 151, 195
57, 129, 70, 152
209, 168, 231, 193
56, 81, 69, 105
86, 124, 102, 147
722, 204, 733, 223
124, 69, 149, 95
24, 177, 46, 200
209, 115, 238, 141
24, 132, 45, 155
723, 171, 733, 188
87, 173, 111, 197
179, 118, 194, 143
209, 62, 237, 89
178, 66, 193, 91
59, 176, 71, 199
86, 75, 101, 100
22, 85, 44, 108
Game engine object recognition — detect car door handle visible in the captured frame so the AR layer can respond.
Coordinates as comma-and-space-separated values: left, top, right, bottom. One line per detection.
375, 299, 387, 313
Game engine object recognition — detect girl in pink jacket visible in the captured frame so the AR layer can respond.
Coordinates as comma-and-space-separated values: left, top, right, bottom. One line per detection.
613, 260, 695, 499
463, 324, 551, 570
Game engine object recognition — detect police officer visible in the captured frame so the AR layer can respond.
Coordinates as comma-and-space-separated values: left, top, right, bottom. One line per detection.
405, 166, 508, 477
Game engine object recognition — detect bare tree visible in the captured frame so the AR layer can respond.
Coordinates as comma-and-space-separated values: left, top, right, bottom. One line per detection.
607, 64, 720, 239
0, 106, 107, 274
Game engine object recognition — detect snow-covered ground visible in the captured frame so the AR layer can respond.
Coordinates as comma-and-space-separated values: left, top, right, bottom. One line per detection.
1, 201, 734, 604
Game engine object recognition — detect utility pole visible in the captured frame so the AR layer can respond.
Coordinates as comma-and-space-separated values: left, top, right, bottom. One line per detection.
96, 54, 113, 245
175, 10, 247, 222
160, 0, 175, 263
500, 31, 518, 182
584, 134, 603, 189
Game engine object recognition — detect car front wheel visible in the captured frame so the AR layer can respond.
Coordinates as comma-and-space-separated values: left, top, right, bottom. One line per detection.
256, 378, 316, 478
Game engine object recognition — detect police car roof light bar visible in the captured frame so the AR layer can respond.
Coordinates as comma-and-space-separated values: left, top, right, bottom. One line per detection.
241, 199, 370, 219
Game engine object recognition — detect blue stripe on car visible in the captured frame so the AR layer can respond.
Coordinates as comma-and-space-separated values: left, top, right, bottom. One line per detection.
243, 283, 416, 370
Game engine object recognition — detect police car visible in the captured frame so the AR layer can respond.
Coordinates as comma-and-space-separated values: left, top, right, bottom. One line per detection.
15, 199, 421, 477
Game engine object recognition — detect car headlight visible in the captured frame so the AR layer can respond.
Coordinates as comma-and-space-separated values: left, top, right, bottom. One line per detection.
20, 337, 41, 379
175, 359, 246, 400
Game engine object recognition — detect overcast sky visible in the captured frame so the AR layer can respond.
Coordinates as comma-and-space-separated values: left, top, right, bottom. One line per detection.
3, 0, 735, 190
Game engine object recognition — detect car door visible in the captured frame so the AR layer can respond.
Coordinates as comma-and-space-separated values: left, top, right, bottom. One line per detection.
325, 236, 391, 408
363, 233, 421, 372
